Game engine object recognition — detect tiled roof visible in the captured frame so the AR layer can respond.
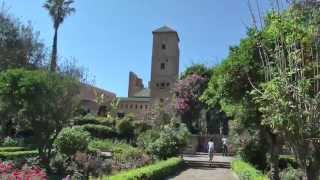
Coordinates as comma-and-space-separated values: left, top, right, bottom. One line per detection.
133, 88, 150, 97
118, 97, 151, 102
153, 26, 177, 33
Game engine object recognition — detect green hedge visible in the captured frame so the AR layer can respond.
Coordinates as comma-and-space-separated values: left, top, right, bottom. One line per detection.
73, 116, 115, 127
0, 147, 26, 152
81, 124, 117, 138
106, 157, 183, 180
0, 150, 38, 160
232, 159, 268, 180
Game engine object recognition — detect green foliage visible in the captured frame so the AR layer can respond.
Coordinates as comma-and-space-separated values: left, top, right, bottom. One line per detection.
0, 10, 45, 71
0, 150, 38, 160
138, 123, 190, 160
107, 157, 183, 180
2, 137, 18, 147
89, 139, 146, 168
73, 115, 115, 126
54, 127, 90, 156
116, 116, 134, 140
239, 136, 268, 171
0, 69, 79, 160
81, 124, 117, 139
279, 155, 299, 170
180, 63, 212, 79
232, 159, 268, 180
279, 166, 304, 180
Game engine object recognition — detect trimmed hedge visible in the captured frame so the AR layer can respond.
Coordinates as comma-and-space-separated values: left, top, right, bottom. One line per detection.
0, 150, 38, 160
81, 124, 117, 138
232, 159, 268, 180
106, 157, 183, 180
0, 147, 26, 152
73, 116, 115, 127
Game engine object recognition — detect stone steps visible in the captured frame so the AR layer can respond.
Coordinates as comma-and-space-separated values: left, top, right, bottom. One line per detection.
184, 160, 231, 169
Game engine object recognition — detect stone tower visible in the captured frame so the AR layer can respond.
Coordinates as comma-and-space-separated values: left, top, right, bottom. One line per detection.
128, 71, 144, 97
150, 26, 180, 104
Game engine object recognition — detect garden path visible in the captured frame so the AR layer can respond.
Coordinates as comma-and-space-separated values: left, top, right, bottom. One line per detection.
168, 154, 238, 180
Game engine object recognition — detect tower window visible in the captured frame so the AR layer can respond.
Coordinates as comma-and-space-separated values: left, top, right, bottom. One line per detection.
161, 43, 166, 50
160, 63, 165, 70
166, 82, 170, 87
160, 82, 165, 89
160, 98, 164, 103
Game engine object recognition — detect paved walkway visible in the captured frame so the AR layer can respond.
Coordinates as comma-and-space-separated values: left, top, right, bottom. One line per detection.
168, 167, 238, 180
168, 154, 238, 180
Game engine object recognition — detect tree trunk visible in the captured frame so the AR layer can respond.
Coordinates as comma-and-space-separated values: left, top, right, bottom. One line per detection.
304, 157, 320, 180
267, 131, 280, 180
50, 27, 58, 72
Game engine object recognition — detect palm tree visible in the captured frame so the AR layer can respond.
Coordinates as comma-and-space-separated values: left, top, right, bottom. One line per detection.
43, 0, 75, 72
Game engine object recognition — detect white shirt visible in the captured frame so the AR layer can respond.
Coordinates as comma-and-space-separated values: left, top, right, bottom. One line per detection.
208, 141, 214, 151
222, 138, 227, 145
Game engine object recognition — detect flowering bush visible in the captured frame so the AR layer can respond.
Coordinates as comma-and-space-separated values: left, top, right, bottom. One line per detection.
0, 162, 46, 179
174, 74, 207, 113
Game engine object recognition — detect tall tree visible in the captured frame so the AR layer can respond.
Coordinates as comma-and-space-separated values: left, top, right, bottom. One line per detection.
43, 0, 75, 72
0, 10, 45, 71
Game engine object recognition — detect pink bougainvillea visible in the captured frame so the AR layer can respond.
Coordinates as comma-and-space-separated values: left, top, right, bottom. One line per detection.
174, 74, 207, 113
0, 162, 47, 180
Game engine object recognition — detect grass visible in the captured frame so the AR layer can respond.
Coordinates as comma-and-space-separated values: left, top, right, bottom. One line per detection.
232, 159, 268, 180
105, 157, 183, 180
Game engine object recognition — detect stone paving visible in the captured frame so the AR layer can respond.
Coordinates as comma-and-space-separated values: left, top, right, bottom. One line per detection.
168, 154, 239, 180
168, 167, 238, 180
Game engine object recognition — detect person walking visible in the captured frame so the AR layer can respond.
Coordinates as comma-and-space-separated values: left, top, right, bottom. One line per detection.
222, 136, 228, 156
208, 138, 214, 163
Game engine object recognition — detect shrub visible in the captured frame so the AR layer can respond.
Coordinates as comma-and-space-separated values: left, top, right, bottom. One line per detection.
54, 127, 90, 156
239, 139, 268, 171
107, 157, 183, 180
279, 166, 304, 180
138, 123, 190, 160
82, 124, 117, 139
0, 150, 38, 160
279, 155, 299, 170
89, 139, 151, 170
231, 159, 268, 180
73, 115, 116, 127
2, 137, 18, 147
116, 118, 134, 140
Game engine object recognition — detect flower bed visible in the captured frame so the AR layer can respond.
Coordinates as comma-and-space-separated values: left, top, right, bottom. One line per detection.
231, 159, 268, 180
0, 162, 46, 179
89, 140, 151, 170
106, 157, 183, 180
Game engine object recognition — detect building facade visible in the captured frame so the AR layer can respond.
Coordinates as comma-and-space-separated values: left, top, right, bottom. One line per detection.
118, 26, 180, 121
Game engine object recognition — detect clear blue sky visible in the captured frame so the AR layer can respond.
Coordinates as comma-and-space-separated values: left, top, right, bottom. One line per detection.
2, 0, 277, 97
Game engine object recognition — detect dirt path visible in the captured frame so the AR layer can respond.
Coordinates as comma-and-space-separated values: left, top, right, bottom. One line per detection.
168, 167, 238, 180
